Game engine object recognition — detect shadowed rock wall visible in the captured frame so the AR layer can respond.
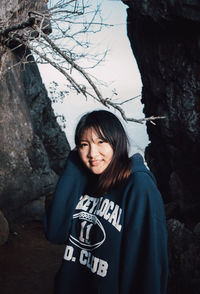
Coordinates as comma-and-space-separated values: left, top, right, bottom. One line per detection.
125, 0, 200, 222
123, 1, 200, 292
0, 1, 70, 226
0, 45, 70, 223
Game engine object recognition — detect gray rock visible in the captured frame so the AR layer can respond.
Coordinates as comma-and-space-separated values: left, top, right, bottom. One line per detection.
0, 0, 70, 223
193, 223, 200, 234
17, 196, 46, 223
123, 2, 200, 292
124, 0, 200, 220
0, 210, 9, 245
0, 0, 52, 37
167, 219, 200, 294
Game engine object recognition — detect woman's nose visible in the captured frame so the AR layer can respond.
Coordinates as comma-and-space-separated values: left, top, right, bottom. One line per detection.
88, 144, 98, 158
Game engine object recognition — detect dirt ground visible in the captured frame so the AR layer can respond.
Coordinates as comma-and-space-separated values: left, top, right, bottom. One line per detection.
0, 221, 65, 294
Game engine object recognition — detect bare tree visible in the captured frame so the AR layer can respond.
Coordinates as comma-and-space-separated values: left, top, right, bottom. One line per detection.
0, 0, 165, 124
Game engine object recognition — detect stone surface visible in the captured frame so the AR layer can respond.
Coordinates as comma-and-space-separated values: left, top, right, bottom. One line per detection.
124, 1, 200, 292
167, 219, 200, 294
193, 222, 200, 234
0, 210, 9, 245
0, 0, 51, 36
125, 0, 200, 221
0, 1, 70, 222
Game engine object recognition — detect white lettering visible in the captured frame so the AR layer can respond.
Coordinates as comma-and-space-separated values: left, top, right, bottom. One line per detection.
79, 221, 93, 243
115, 208, 122, 232
104, 201, 114, 220
79, 249, 87, 265
108, 205, 122, 231
89, 198, 99, 214
97, 259, 108, 277
95, 197, 104, 215
97, 199, 110, 217
64, 245, 75, 261
76, 195, 122, 232
79, 250, 108, 277
76, 195, 91, 211
90, 256, 99, 273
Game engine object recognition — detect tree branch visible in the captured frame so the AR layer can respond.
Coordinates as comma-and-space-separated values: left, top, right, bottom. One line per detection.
116, 95, 141, 105
33, 24, 106, 104
0, 3, 166, 125
28, 25, 166, 124
0, 17, 35, 36
27, 42, 84, 94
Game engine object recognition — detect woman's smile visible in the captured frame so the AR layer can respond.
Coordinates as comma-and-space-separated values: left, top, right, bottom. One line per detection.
90, 159, 102, 166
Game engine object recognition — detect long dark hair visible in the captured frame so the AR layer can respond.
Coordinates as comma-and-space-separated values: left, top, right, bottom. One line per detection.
75, 110, 132, 195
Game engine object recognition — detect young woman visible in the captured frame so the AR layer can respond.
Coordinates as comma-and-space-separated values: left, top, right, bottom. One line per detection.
44, 110, 168, 294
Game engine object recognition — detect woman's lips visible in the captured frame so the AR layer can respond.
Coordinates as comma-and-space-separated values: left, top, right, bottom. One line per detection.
89, 160, 102, 166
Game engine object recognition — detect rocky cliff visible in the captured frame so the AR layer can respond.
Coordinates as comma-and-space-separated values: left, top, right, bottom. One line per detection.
125, 0, 200, 222
124, 1, 200, 293
0, 1, 70, 234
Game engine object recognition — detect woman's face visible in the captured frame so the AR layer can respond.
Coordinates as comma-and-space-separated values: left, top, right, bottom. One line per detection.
78, 127, 114, 175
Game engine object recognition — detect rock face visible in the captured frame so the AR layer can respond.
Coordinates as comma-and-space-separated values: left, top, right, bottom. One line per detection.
124, 1, 200, 293
0, 210, 9, 245
125, 0, 200, 221
0, 46, 70, 223
167, 219, 200, 294
0, 0, 70, 227
0, 0, 51, 34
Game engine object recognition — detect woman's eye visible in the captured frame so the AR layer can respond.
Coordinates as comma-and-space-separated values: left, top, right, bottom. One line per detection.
79, 143, 88, 148
98, 140, 105, 144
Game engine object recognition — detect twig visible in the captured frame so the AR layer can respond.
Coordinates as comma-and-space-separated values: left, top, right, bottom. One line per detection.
116, 95, 141, 105
27, 42, 84, 94
33, 24, 105, 104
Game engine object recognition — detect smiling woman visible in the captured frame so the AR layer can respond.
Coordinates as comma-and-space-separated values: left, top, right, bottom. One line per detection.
74, 110, 132, 195
44, 110, 168, 294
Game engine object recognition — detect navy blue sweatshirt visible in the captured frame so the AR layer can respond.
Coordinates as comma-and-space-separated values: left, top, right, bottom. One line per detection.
44, 151, 168, 294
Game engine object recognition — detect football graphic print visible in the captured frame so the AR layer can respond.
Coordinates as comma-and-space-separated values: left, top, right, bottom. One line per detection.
69, 212, 106, 251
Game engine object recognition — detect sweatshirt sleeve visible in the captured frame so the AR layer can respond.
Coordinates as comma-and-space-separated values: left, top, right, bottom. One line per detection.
44, 150, 87, 244
119, 171, 168, 294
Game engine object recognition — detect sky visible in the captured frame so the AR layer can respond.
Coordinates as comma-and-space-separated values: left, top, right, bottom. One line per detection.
39, 0, 149, 155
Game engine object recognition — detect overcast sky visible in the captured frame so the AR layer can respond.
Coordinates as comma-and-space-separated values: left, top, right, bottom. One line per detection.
39, 0, 149, 155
